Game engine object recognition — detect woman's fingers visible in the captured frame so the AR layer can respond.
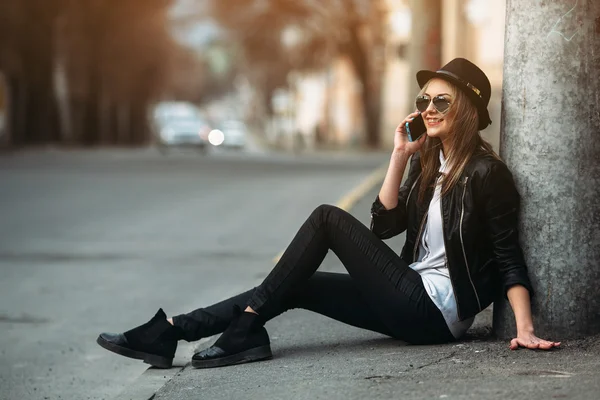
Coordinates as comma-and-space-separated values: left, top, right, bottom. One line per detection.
396, 113, 423, 140
510, 336, 561, 350
406, 111, 420, 123
394, 112, 426, 153
538, 341, 554, 350
396, 113, 421, 132
399, 112, 421, 126
510, 338, 537, 350
540, 340, 560, 349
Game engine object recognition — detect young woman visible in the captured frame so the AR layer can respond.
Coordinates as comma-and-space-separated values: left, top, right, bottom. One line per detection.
97, 58, 560, 370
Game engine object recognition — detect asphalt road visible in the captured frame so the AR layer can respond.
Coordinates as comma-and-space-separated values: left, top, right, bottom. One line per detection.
0, 148, 387, 400
154, 190, 600, 400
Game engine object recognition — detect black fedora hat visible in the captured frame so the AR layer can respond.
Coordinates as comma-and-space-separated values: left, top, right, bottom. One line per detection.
416, 58, 492, 130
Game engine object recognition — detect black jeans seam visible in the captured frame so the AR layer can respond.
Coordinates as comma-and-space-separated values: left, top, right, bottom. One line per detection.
247, 223, 327, 312
326, 221, 439, 338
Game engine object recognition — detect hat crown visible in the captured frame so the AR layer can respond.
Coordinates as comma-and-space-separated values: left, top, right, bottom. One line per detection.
438, 58, 491, 104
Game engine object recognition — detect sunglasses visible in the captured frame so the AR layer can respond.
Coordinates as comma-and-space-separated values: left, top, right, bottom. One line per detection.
415, 95, 451, 114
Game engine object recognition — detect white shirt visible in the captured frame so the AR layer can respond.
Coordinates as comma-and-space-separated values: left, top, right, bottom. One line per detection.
409, 151, 474, 338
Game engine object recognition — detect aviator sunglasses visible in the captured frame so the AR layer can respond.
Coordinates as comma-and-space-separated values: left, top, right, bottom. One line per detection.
415, 95, 451, 114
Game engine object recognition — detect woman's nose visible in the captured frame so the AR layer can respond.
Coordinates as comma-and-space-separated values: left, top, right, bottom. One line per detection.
421, 102, 435, 117
424, 100, 436, 113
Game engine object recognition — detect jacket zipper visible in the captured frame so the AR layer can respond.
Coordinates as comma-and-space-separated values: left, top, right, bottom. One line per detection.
371, 173, 422, 231
459, 176, 482, 311
410, 174, 425, 261
440, 195, 463, 320
412, 209, 428, 261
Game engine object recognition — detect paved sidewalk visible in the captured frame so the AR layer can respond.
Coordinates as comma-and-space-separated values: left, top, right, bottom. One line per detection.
127, 189, 600, 400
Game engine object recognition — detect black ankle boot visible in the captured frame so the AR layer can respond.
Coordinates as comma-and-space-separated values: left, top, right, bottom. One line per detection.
192, 308, 272, 369
97, 308, 181, 368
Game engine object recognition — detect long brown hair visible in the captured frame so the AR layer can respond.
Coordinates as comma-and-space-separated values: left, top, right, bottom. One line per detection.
417, 79, 499, 203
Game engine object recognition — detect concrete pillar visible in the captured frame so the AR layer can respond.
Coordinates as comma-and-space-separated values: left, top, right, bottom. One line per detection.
406, 0, 442, 114
493, 0, 600, 339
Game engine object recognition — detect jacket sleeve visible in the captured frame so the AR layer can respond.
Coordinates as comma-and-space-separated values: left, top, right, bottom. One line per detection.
370, 153, 421, 239
482, 161, 534, 299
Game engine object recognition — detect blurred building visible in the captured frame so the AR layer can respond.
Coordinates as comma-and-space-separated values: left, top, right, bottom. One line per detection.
442, 0, 506, 150
165, 0, 507, 152
286, 0, 506, 151
275, 58, 366, 150
382, 0, 506, 149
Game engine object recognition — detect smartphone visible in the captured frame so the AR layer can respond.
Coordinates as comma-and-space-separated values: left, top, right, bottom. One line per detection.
405, 113, 426, 142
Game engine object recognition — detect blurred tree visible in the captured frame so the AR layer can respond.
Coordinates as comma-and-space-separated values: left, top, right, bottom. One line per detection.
0, 0, 64, 146
166, 40, 238, 106
209, 0, 387, 148
0, 0, 176, 147
60, 0, 175, 146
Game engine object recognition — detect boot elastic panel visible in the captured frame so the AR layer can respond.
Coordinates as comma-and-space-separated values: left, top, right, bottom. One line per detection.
124, 308, 173, 345
236, 311, 265, 330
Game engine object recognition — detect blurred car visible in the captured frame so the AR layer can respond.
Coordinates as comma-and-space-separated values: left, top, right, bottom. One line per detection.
151, 102, 211, 153
208, 120, 247, 149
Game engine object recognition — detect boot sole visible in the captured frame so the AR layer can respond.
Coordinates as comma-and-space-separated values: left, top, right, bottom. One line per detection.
96, 335, 173, 369
191, 345, 272, 369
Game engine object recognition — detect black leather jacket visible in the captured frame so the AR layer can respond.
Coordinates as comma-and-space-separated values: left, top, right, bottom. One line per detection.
370, 151, 534, 321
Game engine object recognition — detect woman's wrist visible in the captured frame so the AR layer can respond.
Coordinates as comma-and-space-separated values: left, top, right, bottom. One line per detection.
516, 324, 534, 335
391, 149, 411, 163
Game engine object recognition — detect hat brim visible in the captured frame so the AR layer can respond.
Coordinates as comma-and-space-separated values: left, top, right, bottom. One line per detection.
416, 70, 491, 130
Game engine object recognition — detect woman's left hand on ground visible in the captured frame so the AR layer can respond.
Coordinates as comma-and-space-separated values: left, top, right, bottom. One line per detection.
509, 331, 561, 350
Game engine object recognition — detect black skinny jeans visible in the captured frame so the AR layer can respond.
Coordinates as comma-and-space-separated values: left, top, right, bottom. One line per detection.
173, 204, 454, 345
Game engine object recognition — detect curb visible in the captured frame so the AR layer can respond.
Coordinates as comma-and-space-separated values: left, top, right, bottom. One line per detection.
111, 341, 201, 400
111, 162, 388, 400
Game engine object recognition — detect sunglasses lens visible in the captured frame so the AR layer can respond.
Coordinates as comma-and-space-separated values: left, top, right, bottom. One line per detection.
415, 96, 430, 112
433, 97, 450, 113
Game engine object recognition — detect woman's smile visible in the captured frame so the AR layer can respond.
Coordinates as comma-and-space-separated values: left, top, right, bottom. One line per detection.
424, 114, 448, 137
426, 117, 444, 127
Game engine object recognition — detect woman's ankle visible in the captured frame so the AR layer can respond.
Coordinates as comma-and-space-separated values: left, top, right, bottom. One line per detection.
244, 306, 258, 315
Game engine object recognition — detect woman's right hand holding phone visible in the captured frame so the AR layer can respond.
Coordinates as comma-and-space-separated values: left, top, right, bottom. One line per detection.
394, 112, 426, 156
379, 112, 426, 209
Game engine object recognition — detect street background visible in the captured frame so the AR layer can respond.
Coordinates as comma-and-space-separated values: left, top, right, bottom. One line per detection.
2, 149, 599, 400
1, 0, 599, 399
0, 149, 388, 400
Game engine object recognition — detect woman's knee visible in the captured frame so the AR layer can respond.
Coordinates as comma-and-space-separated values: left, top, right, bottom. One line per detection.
310, 204, 344, 224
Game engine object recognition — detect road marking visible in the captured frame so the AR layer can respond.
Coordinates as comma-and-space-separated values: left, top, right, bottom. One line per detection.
113, 161, 390, 400
272, 163, 388, 263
